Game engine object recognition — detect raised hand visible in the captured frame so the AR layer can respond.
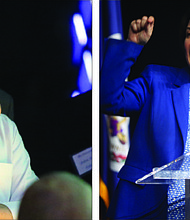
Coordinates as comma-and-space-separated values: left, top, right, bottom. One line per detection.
127, 16, 154, 45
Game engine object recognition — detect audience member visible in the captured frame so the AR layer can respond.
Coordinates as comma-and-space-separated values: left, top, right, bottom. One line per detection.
18, 171, 92, 220
0, 108, 38, 219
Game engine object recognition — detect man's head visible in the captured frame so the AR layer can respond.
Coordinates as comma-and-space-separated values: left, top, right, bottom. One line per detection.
18, 171, 92, 220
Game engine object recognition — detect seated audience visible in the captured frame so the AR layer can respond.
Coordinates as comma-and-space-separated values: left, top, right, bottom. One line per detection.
18, 171, 92, 220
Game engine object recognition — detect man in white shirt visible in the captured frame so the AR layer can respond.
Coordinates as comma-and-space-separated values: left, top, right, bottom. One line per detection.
0, 110, 38, 219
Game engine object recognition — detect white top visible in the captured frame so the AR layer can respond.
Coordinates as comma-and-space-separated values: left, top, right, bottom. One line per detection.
0, 114, 38, 219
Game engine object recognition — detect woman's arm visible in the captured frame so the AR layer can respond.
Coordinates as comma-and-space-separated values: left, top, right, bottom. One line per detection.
100, 16, 155, 116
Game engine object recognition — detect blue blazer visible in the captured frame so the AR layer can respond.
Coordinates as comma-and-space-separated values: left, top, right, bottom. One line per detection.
100, 39, 190, 219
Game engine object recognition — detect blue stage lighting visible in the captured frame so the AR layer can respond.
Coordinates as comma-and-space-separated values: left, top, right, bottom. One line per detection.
77, 62, 92, 93
70, 0, 92, 97
73, 13, 87, 45
79, 0, 92, 29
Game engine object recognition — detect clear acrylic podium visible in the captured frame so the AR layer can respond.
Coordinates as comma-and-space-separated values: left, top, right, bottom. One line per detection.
135, 152, 190, 219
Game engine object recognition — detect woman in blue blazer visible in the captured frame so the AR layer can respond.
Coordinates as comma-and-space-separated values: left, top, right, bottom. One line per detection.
101, 14, 190, 219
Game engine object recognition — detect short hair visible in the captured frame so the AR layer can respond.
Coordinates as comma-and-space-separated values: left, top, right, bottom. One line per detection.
18, 171, 92, 220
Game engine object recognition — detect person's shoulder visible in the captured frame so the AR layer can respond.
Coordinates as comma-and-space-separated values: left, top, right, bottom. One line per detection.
144, 64, 179, 74
0, 114, 15, 129
0, 113, 12, 121
141, 64, 181, 82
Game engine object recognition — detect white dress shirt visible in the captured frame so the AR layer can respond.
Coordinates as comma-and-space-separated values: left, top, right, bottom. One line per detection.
0, 114, 38, 219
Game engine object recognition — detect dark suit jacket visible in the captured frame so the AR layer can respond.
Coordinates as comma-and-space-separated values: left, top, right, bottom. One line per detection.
101, 39, 190, 218
0, 89, 14, 120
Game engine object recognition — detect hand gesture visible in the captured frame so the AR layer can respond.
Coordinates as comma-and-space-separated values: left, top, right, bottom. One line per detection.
127, 16, 154, 45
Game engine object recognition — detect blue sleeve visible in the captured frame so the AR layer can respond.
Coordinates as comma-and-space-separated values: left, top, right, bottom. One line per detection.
100, 39, 151, 116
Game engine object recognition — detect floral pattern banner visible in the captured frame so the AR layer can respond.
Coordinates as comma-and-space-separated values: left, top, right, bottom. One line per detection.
106, 115, 130, 172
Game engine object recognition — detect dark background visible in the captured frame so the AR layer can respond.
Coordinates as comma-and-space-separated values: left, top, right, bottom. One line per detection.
0, 1, 92, 184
